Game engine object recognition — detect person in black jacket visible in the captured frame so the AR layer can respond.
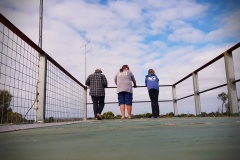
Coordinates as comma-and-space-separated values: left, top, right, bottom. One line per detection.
86, 68, 108, 120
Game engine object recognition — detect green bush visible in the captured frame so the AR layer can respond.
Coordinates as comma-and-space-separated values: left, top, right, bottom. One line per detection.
45, 117, 55, 123
115, 115, 122, 119
133, 114, 143, 118
168, 112, 174, 117
145, 113, 152, 118
7, 112, 26, 123
102, 111, 115, 119
0, 90, 13, 120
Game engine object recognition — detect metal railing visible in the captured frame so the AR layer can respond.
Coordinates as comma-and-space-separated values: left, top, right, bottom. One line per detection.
92, 42, 239, 116
173, 43, 240, 116
0, 14, 86, 124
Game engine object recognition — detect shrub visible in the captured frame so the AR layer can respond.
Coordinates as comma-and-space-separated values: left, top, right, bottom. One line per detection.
168, 112, 175, 117
145, 113, 152, 118
7, 112, 26, 123
102, 111, 115, 119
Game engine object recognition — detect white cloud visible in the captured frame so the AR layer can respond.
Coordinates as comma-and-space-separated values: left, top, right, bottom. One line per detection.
168, 26, 205, 43
109, 1, 142, 21
214, 10, 240, 38
167, 9, 240, 43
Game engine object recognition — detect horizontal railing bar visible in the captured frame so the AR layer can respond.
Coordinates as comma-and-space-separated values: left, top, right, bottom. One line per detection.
46, 55, 86, 89
226, 42, 240, 52
134, 85, 173, 87
0, 14, 86, 89
104, 85, 172, 89
173, 42, 240, 86
90, 83, 235, 102
198, 83, 227, 94
87, 100, 173, 105
177, 83, 228, 101
133, 100, 173, 103
233, 79, 240, 84
193, 55, 223, 74
173, 54, 225, 86
177, 94, 194, 101
0, 14, 43, 55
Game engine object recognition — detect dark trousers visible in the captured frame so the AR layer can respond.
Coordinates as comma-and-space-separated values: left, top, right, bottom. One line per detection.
148, 89, 159, 118
91, 96, 105, 118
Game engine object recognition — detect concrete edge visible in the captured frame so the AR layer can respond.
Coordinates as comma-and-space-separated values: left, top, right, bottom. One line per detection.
0, 120, 95, 133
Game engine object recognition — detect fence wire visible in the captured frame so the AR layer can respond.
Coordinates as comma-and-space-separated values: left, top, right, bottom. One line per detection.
0, 23, 38, 123
45, 61, 85, 122
0, 18, 86, 124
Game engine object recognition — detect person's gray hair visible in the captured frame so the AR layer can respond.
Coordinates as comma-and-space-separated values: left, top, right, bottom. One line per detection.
95, 68, 102, 73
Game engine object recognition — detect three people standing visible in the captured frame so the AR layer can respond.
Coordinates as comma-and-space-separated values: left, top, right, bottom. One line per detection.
145, 69, 160, 118
114, 65, 137, 119
86, 66, 159, 119
86, 68, 108, 120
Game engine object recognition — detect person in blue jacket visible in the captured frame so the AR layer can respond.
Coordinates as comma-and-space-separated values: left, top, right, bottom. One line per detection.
145, 69, 160, 118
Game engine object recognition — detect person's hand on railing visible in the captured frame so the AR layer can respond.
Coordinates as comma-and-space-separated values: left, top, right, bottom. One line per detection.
133, 80, 137, 88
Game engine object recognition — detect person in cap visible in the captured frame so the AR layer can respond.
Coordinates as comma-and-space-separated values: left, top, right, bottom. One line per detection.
86, 68, 108, 120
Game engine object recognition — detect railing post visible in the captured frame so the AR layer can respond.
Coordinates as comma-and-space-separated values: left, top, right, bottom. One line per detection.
172, 85, 178, 116
192, 72, 201, 116
36, 53, 47, 122
224, 51, 239, 116
84, 88, 87, 120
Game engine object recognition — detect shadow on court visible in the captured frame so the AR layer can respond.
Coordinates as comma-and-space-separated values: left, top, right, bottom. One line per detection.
0, 117, 240, 160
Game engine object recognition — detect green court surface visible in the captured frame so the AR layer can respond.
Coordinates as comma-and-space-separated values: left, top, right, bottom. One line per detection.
0, 117, 240, 160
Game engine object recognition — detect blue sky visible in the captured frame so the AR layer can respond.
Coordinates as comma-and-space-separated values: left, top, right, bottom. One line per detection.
1, 0, 240, 117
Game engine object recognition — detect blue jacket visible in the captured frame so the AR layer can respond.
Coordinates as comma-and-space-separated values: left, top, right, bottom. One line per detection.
145, 74, 159, 90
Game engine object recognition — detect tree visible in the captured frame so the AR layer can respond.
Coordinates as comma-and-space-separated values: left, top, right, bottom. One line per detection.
0, 90, 13, 119
224, 101, 230, 116
0, 90, 26, 123
217, 92, 228, 113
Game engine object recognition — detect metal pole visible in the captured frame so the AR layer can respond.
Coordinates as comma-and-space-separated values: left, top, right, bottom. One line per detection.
85, 45, 86, 82
224, 51, 239, 116
80, 41, 91, 120
192, 72, 201, 116
39, 0, 43, 48
36, 54, 47, 122
36, 0, 47, 123
80, 41, 90, 82
84, 45, 87, 121
172, 85, 178, 116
